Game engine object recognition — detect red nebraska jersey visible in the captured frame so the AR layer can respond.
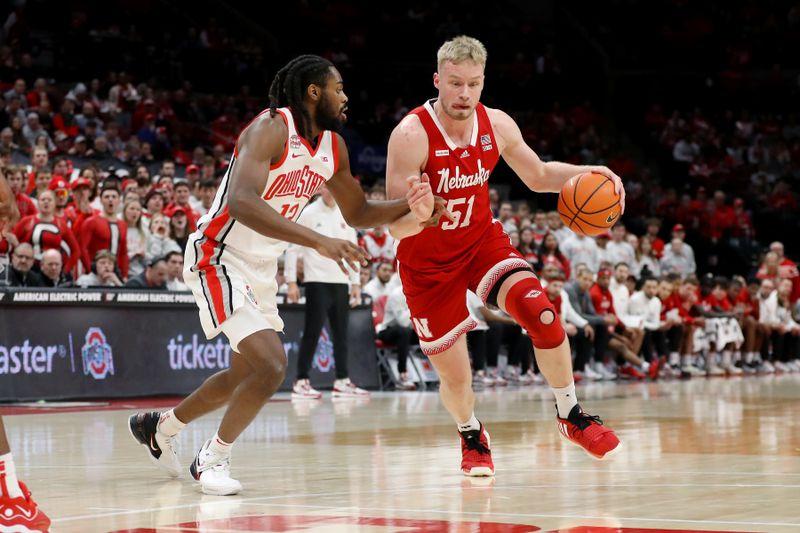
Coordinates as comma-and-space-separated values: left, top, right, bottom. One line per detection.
396, 100, 500, 272
78, 215, 129, 278
13, 215, 81, 272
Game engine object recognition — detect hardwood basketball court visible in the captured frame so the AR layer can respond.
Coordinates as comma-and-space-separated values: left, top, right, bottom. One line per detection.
4, 375, 799, 532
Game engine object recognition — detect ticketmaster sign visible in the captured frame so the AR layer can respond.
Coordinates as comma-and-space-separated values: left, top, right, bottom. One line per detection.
0, 289, 378, 400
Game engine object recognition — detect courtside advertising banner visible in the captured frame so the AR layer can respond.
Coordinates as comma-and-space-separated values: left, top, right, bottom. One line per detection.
0, 289, 378, 401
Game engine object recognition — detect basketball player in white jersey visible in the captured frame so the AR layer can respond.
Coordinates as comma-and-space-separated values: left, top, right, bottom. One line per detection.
129, 55, 446, 495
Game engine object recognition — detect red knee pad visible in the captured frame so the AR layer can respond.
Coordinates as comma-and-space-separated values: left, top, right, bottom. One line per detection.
502, 277, 566, 349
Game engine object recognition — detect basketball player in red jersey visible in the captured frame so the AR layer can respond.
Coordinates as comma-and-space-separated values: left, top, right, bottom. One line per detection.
0, 175, 50, 532
388, 36, 624, 476
129, 55, 447, 495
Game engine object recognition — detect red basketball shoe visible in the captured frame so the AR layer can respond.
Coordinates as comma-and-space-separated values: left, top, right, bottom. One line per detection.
459, 424, 495, 476
0, 480, 51, 533
557, 405, 622, 460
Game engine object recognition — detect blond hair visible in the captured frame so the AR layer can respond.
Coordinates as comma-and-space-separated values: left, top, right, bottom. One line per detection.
437, 36, 487, 70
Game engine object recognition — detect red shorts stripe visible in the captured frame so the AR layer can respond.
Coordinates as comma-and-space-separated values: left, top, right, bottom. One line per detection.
199, 238, 228, 324
203, 207, 231, 241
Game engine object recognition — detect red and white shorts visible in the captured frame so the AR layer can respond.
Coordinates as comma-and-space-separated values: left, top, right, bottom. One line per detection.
398, 222, 533, 355
184, 233, 284, 352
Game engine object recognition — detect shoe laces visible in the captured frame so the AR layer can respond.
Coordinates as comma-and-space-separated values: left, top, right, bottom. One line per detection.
460, 429, 490, 455
199, 449, 231, 473
561, 405, 604, 431
161, 433, 177, 454
570, 410, 604, 431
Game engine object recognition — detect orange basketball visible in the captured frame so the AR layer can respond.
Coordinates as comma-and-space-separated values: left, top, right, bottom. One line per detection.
557, 172, 622, 237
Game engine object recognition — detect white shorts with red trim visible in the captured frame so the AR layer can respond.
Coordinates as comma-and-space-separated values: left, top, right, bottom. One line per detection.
184, 233, 283, 352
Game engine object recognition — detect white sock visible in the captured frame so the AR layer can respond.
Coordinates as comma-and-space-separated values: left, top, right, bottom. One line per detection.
641, 361, 650, 372
722, 351, 732, 366
552, 382, 578, 419
0, 453, 23, 498
669, 352, 680, 366
457, 413, 481, 433
681, 354, 693, 367
208, 433, 233, 457
744, 352, 754, 364
157, 409, 186, 437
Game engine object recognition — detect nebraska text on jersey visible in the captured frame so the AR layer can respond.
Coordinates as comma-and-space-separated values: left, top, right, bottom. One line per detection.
264, 165, 327, 200
436, 159, 491, 194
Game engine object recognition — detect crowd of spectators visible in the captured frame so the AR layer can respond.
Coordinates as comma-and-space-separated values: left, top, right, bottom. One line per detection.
2, 0, 800, 387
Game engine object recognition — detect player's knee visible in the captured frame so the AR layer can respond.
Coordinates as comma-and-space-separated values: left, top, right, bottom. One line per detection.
253, 352, 287, 385
539, 308, 555, 325
529, 310, 566, 349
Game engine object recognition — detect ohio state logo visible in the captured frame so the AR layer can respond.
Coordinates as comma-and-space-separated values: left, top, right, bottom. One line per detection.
312, 327, 335, 373
81, 327, 114, 380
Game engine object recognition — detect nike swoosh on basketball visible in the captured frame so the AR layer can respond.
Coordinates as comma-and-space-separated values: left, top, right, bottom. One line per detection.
606, 212, 619, 224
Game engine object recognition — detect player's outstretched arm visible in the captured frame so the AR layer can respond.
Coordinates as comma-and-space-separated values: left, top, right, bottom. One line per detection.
385, 116, 453, 239
227, 115, 367, 272
326, 132, 412, 229
490, 109, 626, 213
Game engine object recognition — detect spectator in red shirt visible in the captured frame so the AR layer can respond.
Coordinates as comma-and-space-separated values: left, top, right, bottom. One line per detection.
52, 97, 80, 138
765, 241, 800, 303
768, 181, 797, 212
63, 177, 98, 233
78, 185, 129, 279
49, 175, 71, 223
26, 146, 48, 194
590, 268, 648, 376
12, 190, 80, 272
3, 166, 37, 219
729, 277, 763, 369
708, 190, 736, 241
644, 218, 665, 258
729, 198, 754, 239
165, 181, 199, 229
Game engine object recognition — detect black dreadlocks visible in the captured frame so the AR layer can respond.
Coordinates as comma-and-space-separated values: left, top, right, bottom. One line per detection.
268, 55, 335, 140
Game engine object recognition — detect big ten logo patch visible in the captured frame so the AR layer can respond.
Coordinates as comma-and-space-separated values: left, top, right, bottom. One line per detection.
81, 327, 114, 380
312, 327, 335, 372
289, 135, 302, 150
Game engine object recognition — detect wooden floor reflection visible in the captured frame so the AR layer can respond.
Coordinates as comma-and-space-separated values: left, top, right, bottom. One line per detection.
5, 375, 800, 532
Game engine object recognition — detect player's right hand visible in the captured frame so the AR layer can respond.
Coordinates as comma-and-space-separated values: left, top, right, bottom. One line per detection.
406, 173, 434, 221
315, 237, 370, 274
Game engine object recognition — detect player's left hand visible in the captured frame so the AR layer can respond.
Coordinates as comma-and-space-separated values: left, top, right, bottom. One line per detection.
587, 166, 625, 214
